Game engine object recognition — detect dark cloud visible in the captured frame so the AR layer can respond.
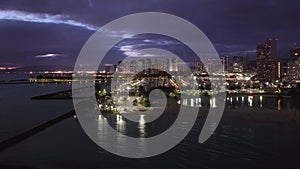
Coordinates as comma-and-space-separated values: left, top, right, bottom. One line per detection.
0, 0, 299, 67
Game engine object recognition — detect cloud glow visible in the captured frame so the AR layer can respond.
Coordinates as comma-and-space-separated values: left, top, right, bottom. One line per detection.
0, 10, 137, 38
0, 10, 98, 31
34, 53, 63, 58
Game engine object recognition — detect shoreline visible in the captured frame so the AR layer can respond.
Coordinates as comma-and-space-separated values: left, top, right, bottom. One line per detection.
30, 88, 300, 126
31, 88, 296, 100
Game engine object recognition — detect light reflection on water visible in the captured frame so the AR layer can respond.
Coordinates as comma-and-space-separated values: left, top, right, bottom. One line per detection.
225, 95, 295, 111
91, 97, 300, 169
94, 94, 300, 153
181, 95, 299, 111
97, 114, 147, 139
92, 94, 300, 163
138, 115, 146, 137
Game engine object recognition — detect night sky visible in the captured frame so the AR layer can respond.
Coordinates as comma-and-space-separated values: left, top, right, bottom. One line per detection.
0, 0, 300, 67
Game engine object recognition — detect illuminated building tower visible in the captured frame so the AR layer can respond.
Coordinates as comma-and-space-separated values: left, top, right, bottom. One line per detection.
169, 58, 178, 72
256, 39, 278, 82
145, 58, 152, 68
195, 59, 206, 72
287, 48, 300, 82
207, 59, 216, 73
232, 56, 244, 73
155, 58, 168, 72
220, 56, 229, 72
275, 61, 282, 81
137, 59, 145, 71
130, 60, 137, 73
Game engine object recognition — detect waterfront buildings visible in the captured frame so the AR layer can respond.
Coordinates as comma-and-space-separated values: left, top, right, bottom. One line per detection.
195, 59, 206, 72
116, 57, 181, 74
256, 39, 278, 82
220, 56, 229, 72
287, 48, 300, 82
232, 56, 244, 73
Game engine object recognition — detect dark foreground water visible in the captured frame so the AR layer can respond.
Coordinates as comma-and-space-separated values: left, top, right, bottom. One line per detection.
0, 83, 299, 169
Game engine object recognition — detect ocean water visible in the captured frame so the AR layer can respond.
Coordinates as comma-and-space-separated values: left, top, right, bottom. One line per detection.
0, 82, 73, 141
0, 110, 299, 169
0, 81, 299, 169
0, 73, 31, 81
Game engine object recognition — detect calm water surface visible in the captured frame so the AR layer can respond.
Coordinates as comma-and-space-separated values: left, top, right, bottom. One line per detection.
0, 80, 299, 169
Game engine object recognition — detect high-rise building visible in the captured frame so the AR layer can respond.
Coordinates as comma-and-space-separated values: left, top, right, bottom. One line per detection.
137, 59, 145, 71
287, 48, 300, 82
130, 60, 137, 73
169, 58, 178, 72
220, 56, 229, 72
145, 58, 152, 68
256, 39, 278, 82
232, 56, 244, 73
275, 61, 282, 81
207, 59, 216, 73
195, 59, 206, 72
